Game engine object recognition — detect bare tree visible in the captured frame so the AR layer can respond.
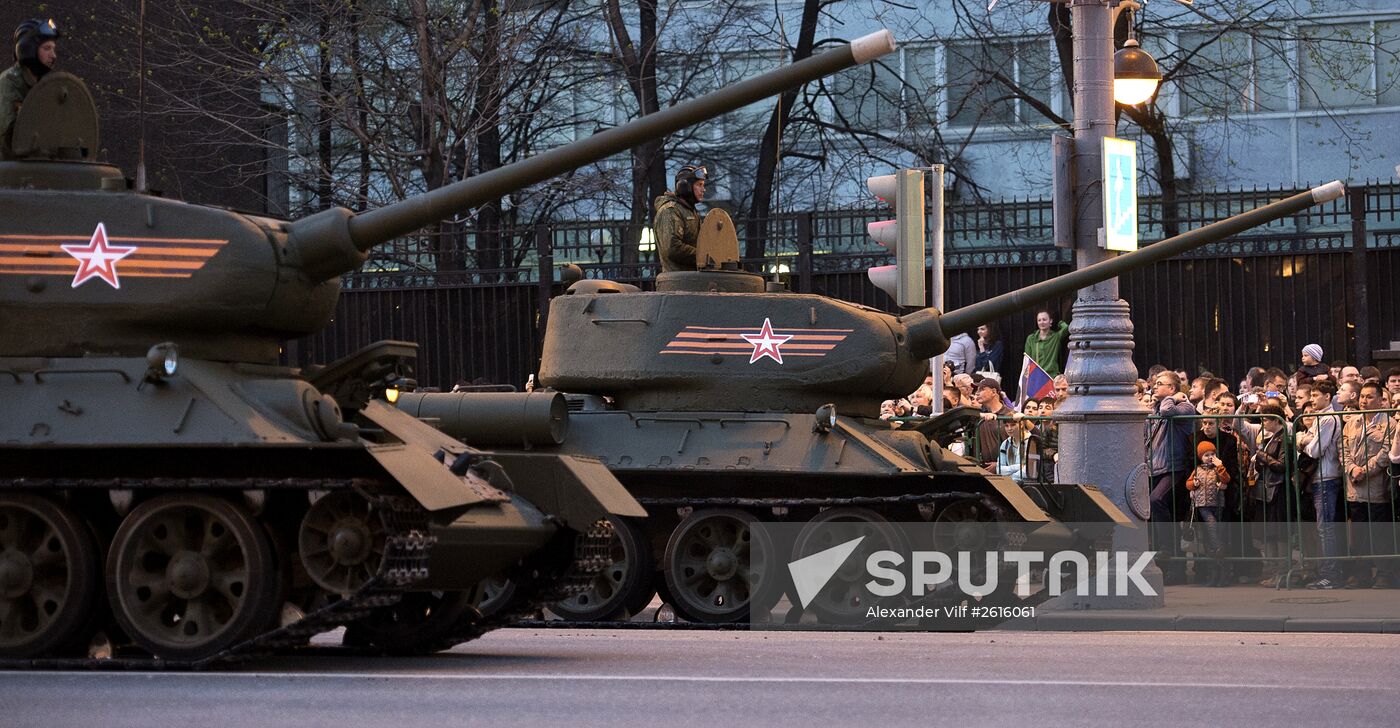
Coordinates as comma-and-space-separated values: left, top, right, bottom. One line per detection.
103, 0, 620, 278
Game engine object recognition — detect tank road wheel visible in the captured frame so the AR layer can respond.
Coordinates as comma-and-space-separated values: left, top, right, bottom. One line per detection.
791, 507, 909, 624
468, 575, 518, 619
551, 516, 654, 622
932, 498, 1002, 553
297, 491, 386, 595
662, 508, 773, 624
106, 494, 279, 661
342, 591, 479, 655
0, 494, 102, 658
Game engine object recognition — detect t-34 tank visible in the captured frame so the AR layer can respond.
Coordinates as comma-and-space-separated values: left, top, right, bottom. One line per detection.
0, 30, 898, 664
407, 180, 1345, 623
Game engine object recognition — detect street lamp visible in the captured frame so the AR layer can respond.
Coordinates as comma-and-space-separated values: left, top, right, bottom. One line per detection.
1113, 37, 1161, 105
1056, 0, 1165, 608
1112, 3, 1161, 106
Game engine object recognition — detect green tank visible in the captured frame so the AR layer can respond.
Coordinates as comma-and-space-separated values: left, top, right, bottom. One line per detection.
0, 30, 898, 664
406, 180, 1345, 624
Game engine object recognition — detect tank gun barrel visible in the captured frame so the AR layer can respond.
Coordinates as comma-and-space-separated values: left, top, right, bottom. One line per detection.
288, 30, 898, 281
905, 180, 1346, 358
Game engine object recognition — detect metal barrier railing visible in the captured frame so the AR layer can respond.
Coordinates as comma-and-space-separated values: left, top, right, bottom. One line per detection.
1142, 411, 1299, 586
1142, 406, 1400, 589
1287, 408, 1400, 589
950, 413, 1059, 485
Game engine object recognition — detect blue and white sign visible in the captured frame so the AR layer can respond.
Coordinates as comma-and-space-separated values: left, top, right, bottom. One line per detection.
1102, 137, 1138, 252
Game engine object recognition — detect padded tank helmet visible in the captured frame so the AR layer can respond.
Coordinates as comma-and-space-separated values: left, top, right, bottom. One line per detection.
14, 18, 60, 78
674, 164, 708, 205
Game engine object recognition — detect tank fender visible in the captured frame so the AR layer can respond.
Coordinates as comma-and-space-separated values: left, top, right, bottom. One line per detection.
358, 401, 496, 512
483, 451, 647, 530
1032, 483, 1133, 524
951, 463, 1052, 522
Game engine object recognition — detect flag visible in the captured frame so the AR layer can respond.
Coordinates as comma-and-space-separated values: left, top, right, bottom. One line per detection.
1018, 354, 1054, 407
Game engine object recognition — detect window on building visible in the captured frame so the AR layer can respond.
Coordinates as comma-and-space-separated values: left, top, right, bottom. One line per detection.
1177, 29, 1293, 116
653, 55, 723, 144
533, 67, 579, 148
902, 44, 940, 126
1300, 22, 1376, 109
718, 52, 782, 135
574, 66, 627, 139
830, 56, 901, 131
1375, 20, 1400, 106
944, 39, 1057, 127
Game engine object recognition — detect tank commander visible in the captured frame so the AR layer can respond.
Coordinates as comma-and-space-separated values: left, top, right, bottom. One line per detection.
653, 164, 707, 272
1, 18, 59, 159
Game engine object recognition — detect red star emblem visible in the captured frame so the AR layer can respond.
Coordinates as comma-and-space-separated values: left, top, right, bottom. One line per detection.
741, 318, 794, 364
62, 223, 138, 290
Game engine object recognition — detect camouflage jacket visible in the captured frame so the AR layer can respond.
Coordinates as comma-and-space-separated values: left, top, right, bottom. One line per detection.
0, 64, 35, 159
1342, 411, 1392, 503
653, 192, 699, 273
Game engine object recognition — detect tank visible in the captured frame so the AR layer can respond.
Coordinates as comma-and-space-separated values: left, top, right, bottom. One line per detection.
0, 30, 898, 665
407, 180, 1346, 623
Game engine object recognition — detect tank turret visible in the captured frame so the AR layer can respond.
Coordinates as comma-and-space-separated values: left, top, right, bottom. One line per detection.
0, 31, 898, 363
540, 181, 1345, 416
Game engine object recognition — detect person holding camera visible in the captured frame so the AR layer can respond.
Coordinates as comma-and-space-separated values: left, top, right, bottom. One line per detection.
1249, 405, 1292, 586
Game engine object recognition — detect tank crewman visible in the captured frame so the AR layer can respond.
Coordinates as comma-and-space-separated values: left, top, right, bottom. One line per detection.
1, 18, 60, 158
653, 164, 708, 272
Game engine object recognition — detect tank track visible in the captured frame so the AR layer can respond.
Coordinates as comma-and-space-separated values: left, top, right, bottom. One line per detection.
346, 518, 616, 656
512, 491, 1022, 629
0, 478, 433, 670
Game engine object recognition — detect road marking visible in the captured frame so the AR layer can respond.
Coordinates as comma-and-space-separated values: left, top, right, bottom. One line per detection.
30, 672, 1390, 691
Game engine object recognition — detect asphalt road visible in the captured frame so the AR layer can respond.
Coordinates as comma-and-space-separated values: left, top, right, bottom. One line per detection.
3, 629, 1398, 728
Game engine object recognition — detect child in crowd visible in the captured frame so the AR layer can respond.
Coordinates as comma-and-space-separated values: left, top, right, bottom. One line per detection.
1187, 440, 1231, 587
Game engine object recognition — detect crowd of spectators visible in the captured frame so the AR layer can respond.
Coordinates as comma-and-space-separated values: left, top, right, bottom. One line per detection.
881, 334, 1400, 590
1134, 344, 1400, 588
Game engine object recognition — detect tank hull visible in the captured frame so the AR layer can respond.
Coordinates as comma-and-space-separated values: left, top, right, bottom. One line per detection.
0, 350, 640, 666
406, 395, 1125, 624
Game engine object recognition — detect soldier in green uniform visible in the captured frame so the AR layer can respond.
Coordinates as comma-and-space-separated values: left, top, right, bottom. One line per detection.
653, 164, 708, 272
1, 18, 60, 159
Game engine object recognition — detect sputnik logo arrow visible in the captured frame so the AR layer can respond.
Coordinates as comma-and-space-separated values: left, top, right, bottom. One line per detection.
788, 536, 865, 609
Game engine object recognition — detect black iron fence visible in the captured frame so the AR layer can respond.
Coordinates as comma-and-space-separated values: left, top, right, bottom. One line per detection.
287, 181, 1400, 392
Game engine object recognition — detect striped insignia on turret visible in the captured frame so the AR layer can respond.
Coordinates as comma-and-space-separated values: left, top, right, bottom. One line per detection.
660, 323, 852, 360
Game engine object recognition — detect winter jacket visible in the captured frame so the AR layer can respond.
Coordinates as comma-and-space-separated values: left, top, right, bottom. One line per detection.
1250, 428, 1288, 503
653, 192, 700, 272
1187, 462, 1230, 508
947, 333, 978, 375
975, 339, 1004, 375
0, 64, 35, 159
1148, 396, 1198, 477
1342, 411, 1392, 503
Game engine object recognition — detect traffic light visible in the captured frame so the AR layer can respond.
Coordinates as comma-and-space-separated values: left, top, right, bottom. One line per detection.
866, 168, 926, 307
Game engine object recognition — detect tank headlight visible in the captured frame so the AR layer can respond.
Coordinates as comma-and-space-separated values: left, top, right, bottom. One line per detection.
383, 376, 416, 404
144, 342, 179, 383
814, 403, 837, 433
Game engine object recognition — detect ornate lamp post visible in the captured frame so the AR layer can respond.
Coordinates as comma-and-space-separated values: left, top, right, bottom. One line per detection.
1055, 0, 1165, 608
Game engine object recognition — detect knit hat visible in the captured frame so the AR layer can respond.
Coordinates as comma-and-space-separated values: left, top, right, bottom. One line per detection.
1196, 440, 1217, 458
1302, 344, 1324, 361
